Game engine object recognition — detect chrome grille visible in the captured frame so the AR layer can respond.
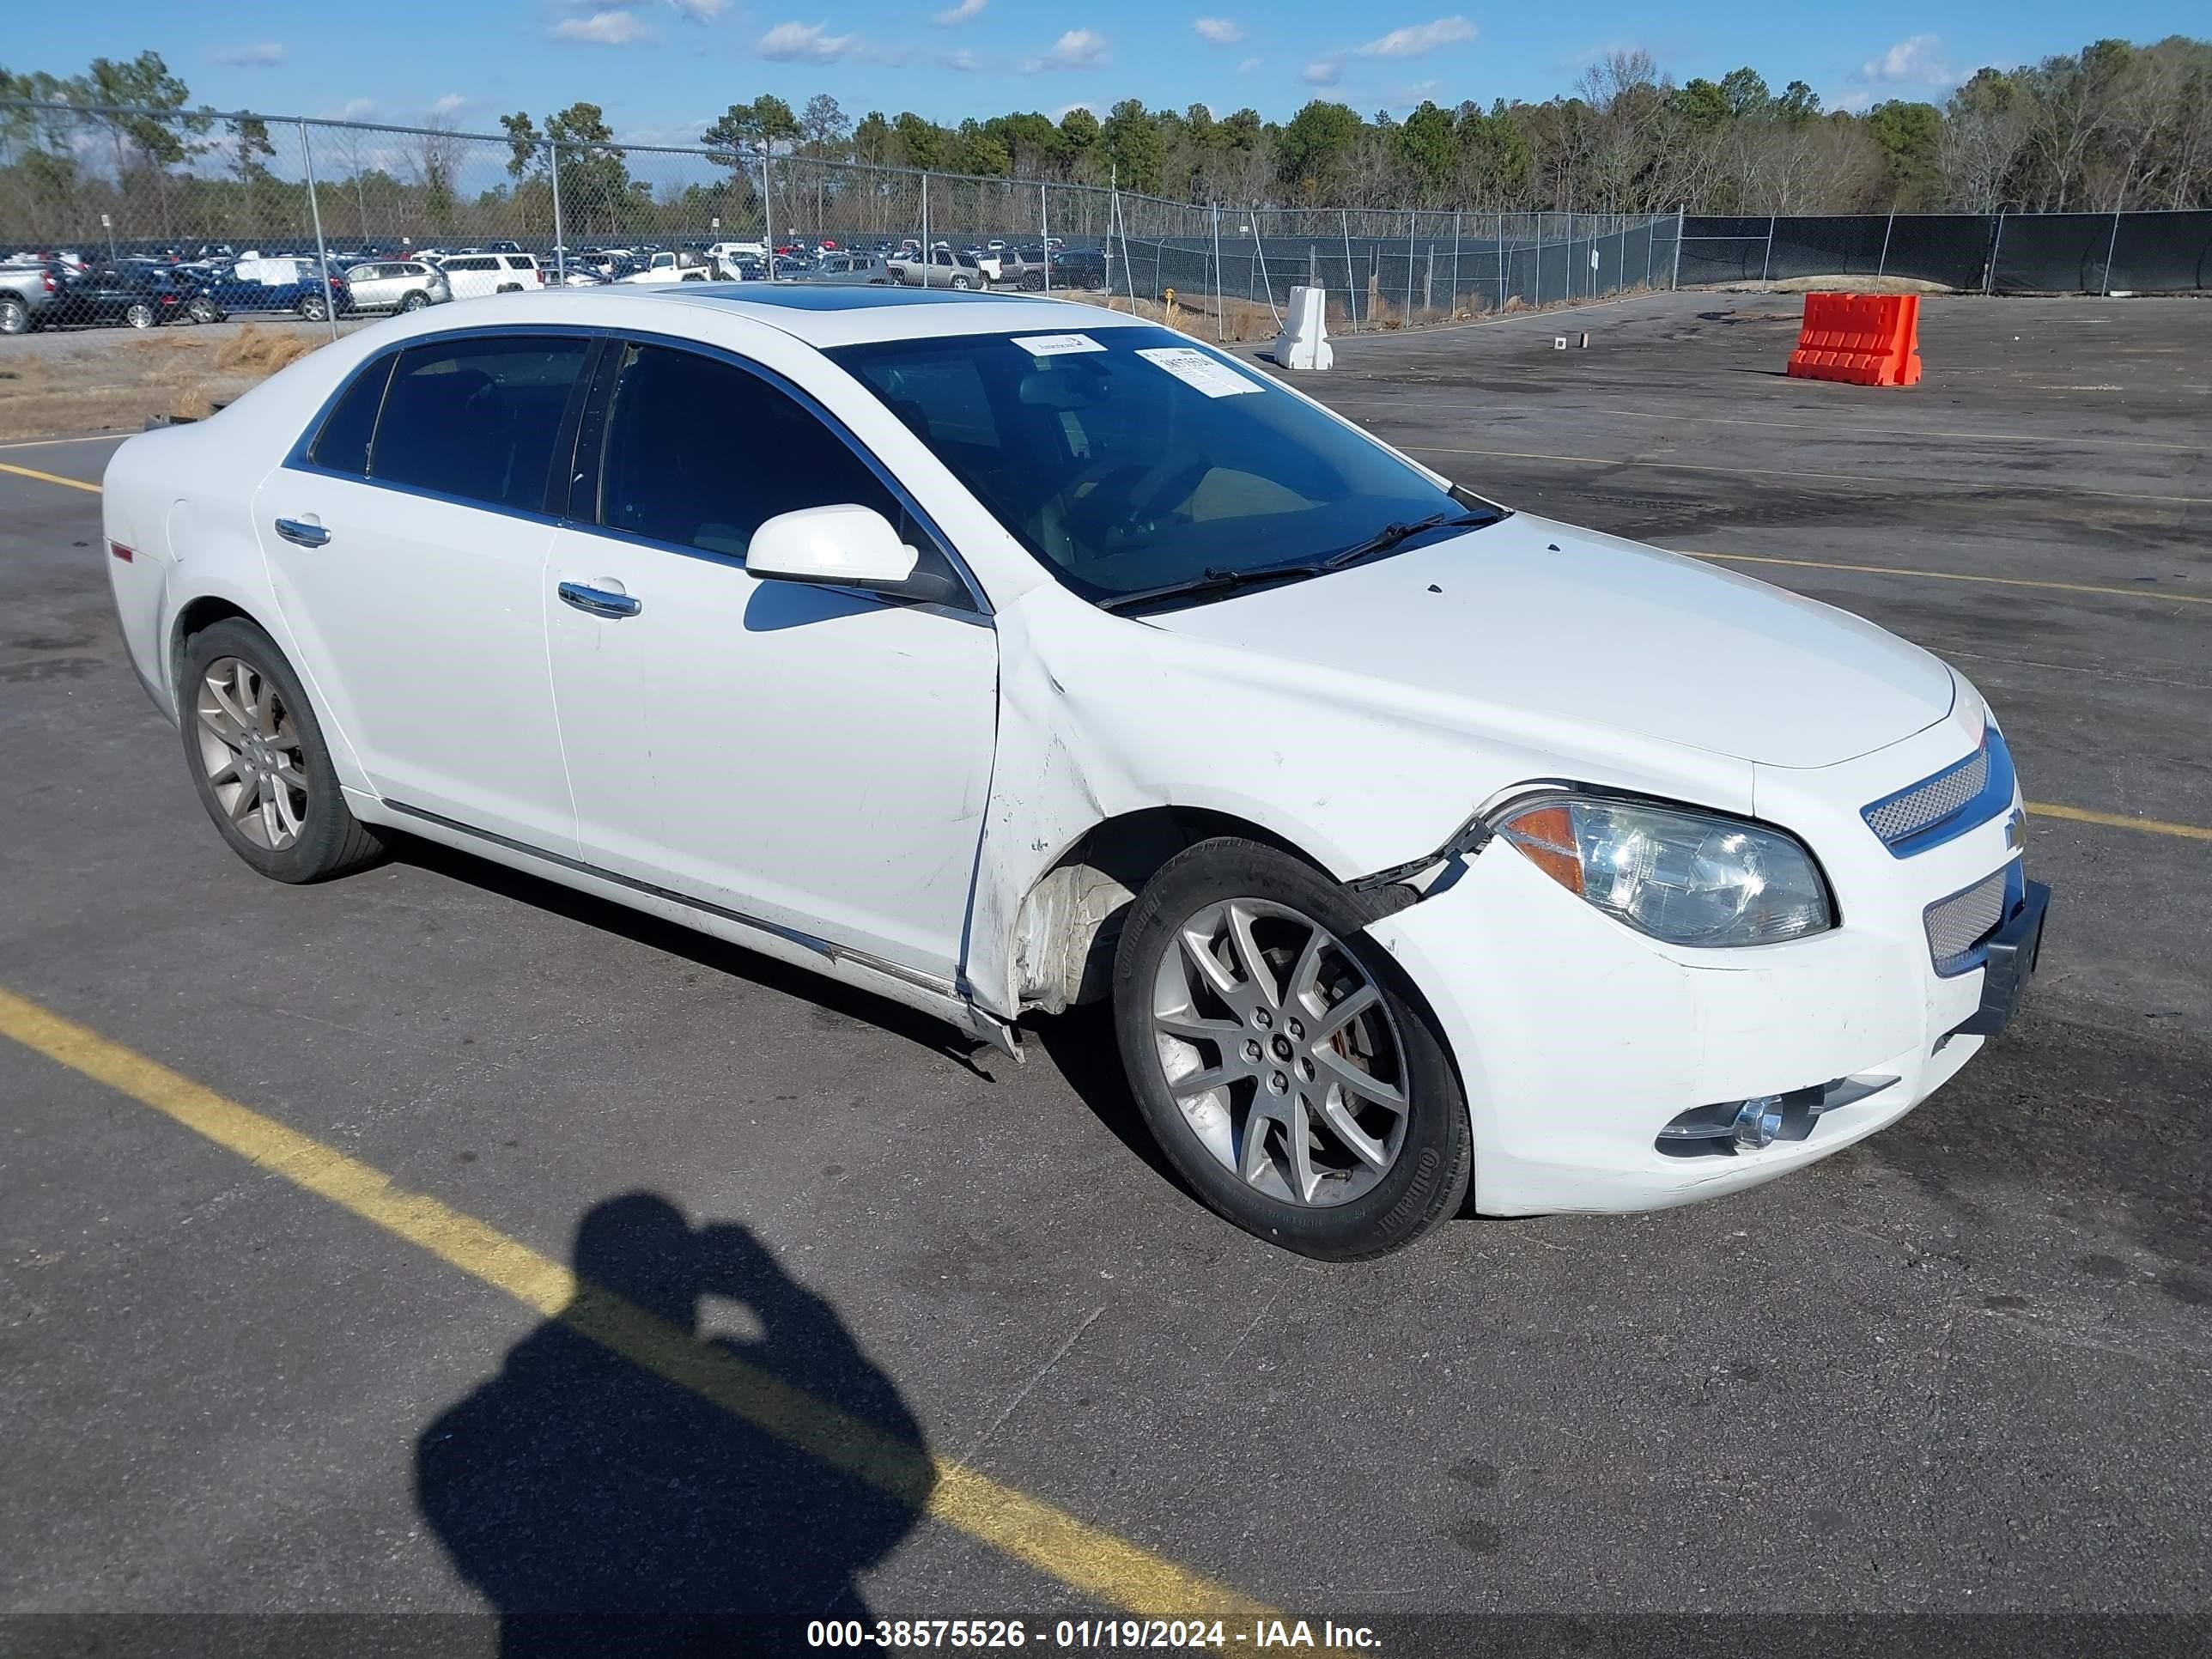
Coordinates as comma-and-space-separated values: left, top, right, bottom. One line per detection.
1867, 745, 1989, 845
1925, 867, 2008, 975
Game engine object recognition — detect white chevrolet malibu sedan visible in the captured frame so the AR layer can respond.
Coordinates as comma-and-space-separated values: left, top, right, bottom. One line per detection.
102, 287, 2049, 1258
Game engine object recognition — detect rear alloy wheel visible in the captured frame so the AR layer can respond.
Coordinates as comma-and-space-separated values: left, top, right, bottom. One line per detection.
297, 295, 329, 320
0, 296, 27, 334
186, 296, 221, 325
179, 617, 385, 883
1114, 838, 1471, 1259
400, 291, 429, 312
950, 274, 974, 290
125, 301, 156, 329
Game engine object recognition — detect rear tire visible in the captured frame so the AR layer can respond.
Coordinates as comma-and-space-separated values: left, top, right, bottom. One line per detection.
1112, 837, 1472, 1260
399, 290, 429, 312
0, 295, 28, 334
186, 296, 221, 325
296, 295, 329, 321
125, 301, 156, 329
178, 617, 386, 884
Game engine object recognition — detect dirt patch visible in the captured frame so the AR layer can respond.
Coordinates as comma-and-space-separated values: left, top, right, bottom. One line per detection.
0, 321, 338, 442
1700, 274, 1960, 296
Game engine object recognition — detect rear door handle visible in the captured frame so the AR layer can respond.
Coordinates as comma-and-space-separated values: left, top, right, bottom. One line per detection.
557, 580, 641, 619
273, 517, 329, 548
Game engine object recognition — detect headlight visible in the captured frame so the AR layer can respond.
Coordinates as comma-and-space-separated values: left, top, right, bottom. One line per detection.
1492, 793, 1833, 947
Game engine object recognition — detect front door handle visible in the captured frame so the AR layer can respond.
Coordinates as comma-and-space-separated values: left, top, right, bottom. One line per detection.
557, 580, 641, 619
273, 517, 330, 548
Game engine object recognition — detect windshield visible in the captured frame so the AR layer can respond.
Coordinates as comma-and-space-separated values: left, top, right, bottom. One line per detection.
828, 325, 1498, 606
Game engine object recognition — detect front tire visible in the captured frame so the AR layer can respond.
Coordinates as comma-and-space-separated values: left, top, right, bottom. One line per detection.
0, 295, 28, 334
179, 617, 386, 884
125, 301, 156, 329
399, 290, 429, 312
186, 296, 222, 325
1112, 838, 1471, 1260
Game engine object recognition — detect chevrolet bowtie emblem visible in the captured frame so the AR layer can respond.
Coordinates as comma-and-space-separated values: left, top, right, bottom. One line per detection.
2005, 808, 2027, 853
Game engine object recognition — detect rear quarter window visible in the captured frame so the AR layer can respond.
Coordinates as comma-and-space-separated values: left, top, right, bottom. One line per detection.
307, 352, 398, 477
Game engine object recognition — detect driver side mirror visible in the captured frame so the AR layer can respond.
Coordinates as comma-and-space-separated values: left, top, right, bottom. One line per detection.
746, 504, 959, 605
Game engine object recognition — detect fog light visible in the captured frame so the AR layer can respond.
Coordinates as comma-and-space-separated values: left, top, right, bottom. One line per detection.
1732, 1096, 1784, 1149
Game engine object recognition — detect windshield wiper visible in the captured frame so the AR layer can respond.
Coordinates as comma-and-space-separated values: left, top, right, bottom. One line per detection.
1320, 508, 1500, 571
1096, 562, 1326, 615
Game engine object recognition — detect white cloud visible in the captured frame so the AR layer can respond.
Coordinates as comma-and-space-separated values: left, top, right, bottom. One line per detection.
1303, 58, 1341, 86
210, 42, 287, 67
429, 93, 469, 116
1024, 27, 1108, 71
552, 9, 651, 44
1834, 90, 1874, 112
757, 20, 860, 61
667, 0, 727, 17
1355, 16, 1475, 58
1237, 55, 1261, 73
1054, 101, 1097, 121
1862, 33, 1952, 84
334, 97, 378, 120
1194, 17, 1243, 44
941, 47, 980, 70
933, 0, 986, 22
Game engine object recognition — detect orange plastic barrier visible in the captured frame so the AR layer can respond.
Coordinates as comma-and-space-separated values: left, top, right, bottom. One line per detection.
1786, 292, 1923, 387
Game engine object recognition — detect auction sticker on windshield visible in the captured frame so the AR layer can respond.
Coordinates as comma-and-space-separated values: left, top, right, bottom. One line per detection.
1136, 346, 1261, 398
1012, 333, 1107, 356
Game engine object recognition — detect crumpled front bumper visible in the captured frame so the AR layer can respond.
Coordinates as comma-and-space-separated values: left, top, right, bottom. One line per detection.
1360, 712, 2039, 1217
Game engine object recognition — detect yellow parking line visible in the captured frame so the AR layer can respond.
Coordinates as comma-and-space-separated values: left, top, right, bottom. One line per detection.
0, 985, 1277, 1624
2027, 802, 2212, 842
0, 460, 102, 494
1684, 550, 2212, 607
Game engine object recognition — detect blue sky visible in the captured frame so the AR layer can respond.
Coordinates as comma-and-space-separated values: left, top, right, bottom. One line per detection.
15, 2, 2204, 143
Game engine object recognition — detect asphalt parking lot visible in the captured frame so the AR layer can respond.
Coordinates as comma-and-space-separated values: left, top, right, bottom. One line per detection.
2, 291, 2207, 1651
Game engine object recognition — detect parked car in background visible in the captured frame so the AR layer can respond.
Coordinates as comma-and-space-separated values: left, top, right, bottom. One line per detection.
102, 287, 2051, 1261
1051, 246, 1109, 290
995, 247, 1053, 291
617, 250, 719, 285
343, 259, 452, 313
209, 255, 350, 321
435, 252, 545, 301
886, 246, 987, 289
52, 264, 226, 329
801, 252, 888, 286
0, 260, 70, 333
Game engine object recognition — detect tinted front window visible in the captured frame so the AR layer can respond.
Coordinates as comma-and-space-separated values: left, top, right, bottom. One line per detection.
596, 343, 900, 561
830, 325, 1485, 605
308, 352, 396, 476
369, 335, 588, 511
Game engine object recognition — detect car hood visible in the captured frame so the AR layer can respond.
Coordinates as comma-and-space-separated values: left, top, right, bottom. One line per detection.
1141, 514, 1955, 769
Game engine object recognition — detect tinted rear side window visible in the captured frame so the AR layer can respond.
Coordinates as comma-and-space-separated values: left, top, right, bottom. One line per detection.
308, 352, 397, 477
595, 343, 898, 559
369, 335, 588, 512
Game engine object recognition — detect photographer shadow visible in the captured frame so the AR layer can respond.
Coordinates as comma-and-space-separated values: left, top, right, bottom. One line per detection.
416, 1194, 932, 1656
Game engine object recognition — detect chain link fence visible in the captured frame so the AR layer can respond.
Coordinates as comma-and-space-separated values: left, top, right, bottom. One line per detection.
9, 102, 2207, 353
3, 101, 1682, 346
1673, 210, 2212, 295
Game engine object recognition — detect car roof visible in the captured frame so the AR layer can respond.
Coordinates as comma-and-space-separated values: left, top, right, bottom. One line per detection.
634, 283, 1149, 347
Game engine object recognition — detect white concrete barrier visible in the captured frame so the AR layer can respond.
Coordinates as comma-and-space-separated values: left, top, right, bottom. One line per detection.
1272, 285, 1334, 371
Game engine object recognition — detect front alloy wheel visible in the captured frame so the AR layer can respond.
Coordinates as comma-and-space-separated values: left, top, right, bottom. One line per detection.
1113, 837, 1471, 1259
125, 301, 155, 329
1152, 899, 1409, 1206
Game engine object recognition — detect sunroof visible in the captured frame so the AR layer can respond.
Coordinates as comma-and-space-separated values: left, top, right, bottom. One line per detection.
665, 284, 1036, 311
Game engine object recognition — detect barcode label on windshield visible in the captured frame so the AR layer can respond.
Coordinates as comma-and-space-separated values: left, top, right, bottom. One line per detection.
1013, 333, 1106, 356
1135, 347, 1261, 398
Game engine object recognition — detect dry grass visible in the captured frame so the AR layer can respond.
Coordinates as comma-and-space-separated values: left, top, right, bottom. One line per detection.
0, 321, 336, 441
214, 325, 320, 374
